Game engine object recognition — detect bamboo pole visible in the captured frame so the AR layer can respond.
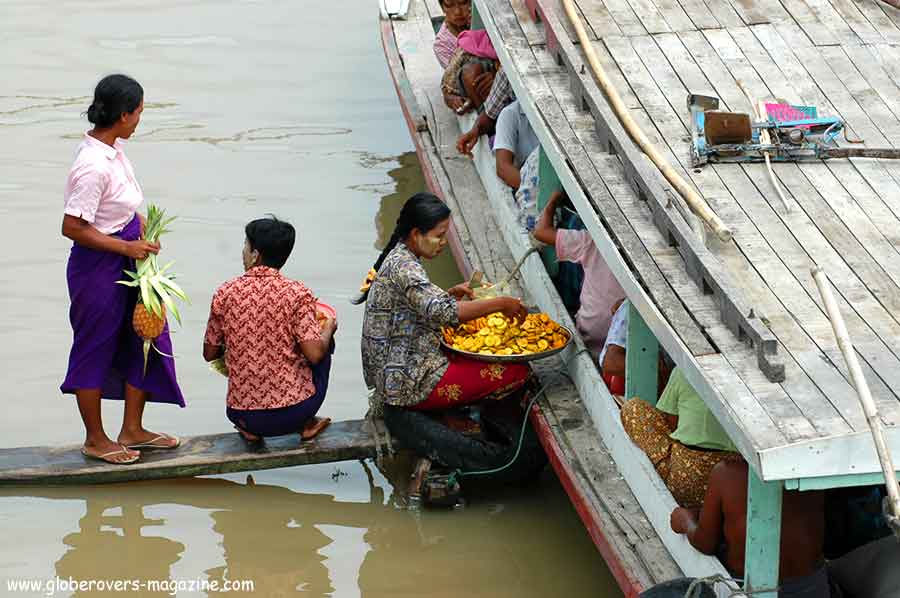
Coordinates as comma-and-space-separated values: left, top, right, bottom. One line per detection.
756, 100, 792, 214
558, 0, 733, 242
812, 267, 900, 534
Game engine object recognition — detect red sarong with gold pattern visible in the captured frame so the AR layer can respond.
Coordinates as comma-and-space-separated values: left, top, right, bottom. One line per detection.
410, 352, 531, 411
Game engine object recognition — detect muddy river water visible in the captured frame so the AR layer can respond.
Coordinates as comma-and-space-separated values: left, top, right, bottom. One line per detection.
0, 1, 619, 595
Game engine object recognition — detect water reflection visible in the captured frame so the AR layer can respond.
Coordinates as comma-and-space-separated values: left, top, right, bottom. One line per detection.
375, 152, 460, 288
0, 458, 616, 597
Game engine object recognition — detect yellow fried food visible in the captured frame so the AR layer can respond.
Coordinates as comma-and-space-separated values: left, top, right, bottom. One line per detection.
442, 312, 569, 357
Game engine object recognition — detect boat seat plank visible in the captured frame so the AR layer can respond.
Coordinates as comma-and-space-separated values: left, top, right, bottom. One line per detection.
826, 0, 890, 43
511, 0, 548, 45
775, 0, 841, 45
797, 0, 863, 45
0, 420, 378, 486
572, 0, 624, 38
576, 0, 647, 36
675, 0, 726, 30
647, 0, 697, 32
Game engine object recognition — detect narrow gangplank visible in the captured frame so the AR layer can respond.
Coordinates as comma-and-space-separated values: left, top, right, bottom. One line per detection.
0, 419, 385, 486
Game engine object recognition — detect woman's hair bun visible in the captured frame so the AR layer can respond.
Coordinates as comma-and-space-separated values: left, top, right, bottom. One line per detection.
86, 101, 106, 125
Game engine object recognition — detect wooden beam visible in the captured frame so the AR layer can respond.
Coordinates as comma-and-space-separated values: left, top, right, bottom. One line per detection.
0, 420, 380, 486
785, 470, 900, 491
744, 467, 782, 598
626, 301, 660, 404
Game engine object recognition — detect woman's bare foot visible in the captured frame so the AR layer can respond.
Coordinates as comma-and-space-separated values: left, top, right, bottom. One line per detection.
117, 428, 180, 450
82, 438, 140, 464
300, 417, 331, 441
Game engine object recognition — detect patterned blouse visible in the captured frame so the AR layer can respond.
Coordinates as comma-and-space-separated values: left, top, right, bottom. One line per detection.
204, 266, 322, 410
361, 244, 459, 408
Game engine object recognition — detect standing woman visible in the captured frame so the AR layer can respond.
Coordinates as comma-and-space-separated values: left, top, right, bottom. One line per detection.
361, 193, 531, 419
61, 74, 184, 465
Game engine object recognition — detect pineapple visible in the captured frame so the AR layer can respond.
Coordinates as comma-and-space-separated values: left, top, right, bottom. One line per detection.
118, 204, 189, 375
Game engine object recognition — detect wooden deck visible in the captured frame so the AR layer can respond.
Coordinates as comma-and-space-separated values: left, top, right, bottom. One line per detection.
475, 0, 900, 483
0, 420, 385, 485
382, 4, 686, 593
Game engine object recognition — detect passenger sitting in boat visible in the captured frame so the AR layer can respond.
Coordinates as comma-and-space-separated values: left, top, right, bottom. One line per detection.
534, 191, 624, 356
442, 30, 499, 114
433, 0, 471, 69
599, 299, 628, 393
360, 192, 531, 419
671, 459, 830, 597
203, 216, 335, 442
494, 100, 539, 190
621, 367, 740, 508
456, 69, 515, 156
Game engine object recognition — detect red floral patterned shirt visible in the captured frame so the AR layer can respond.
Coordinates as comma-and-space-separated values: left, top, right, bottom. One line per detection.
204, 266, 321, 410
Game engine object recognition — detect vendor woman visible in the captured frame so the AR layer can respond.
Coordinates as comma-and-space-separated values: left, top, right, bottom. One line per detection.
361, 193, 531, 418
61, 74, 184, 465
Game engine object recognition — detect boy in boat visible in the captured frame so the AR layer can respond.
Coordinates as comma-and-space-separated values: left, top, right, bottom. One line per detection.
433, 0, 471, 69
534, 191, 624, 356
493, 100, 539, 190
671, 459, 830, 597
621, 367, 740, 508
203, 216, 335, 442
599, 299, 628, 394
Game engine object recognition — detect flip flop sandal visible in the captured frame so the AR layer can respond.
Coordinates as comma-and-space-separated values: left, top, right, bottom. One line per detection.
81, 446, 140, 465
301, 417, 332, 441
125, 433, 181, 450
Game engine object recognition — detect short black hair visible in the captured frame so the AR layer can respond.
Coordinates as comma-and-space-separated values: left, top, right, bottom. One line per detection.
245, 216, 295, 268
438, 0, 470, 6
86, 74, 143, 129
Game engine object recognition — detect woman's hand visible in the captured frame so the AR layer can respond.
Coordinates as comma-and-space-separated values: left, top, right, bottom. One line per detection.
498, 296, 527, 323
448, 282, 475, 300
123, 239, 160, 260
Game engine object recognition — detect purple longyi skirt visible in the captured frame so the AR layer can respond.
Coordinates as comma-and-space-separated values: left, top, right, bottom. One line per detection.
60, 215, 185, 406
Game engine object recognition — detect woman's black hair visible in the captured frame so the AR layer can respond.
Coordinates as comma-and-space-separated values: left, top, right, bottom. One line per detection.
86, 74, 144, 129
354, 193, 450, 304
245, 215, 296, 269
374, 192, 450, 271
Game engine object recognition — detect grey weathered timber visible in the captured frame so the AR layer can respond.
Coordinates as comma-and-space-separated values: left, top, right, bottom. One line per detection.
478, 0, 900, 484
531, 2, 786, 382
0, 420, 378, 486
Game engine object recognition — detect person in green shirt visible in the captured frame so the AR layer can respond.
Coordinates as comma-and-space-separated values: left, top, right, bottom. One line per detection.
620, 367, 741, 508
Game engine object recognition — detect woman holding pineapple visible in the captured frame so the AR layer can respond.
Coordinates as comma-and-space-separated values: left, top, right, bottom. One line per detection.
61, 75, 184, 465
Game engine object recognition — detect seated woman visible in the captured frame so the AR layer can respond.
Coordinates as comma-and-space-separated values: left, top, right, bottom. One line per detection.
621, 367, 740, 509
361, 193, 531, 420
203, 217, 336, 442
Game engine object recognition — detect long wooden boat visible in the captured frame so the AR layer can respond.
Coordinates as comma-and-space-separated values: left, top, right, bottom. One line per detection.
381, 0, 900, 595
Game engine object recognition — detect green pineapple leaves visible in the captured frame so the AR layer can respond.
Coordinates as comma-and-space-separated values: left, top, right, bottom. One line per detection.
118, 204, 191, 375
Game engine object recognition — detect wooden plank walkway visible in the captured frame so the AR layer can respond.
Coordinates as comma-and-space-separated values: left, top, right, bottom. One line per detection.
0, 420, 382, 486
479, 0, 900, 480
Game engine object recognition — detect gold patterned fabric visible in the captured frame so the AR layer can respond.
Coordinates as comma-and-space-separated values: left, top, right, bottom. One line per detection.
620, 398, 740, 509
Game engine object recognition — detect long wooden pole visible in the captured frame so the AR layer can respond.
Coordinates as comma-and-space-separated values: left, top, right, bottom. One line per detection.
558, 0, 732, 242
812, 267, 900, 530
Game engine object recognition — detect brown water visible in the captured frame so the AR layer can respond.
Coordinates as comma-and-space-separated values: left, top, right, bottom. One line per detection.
0, 1, 620, 596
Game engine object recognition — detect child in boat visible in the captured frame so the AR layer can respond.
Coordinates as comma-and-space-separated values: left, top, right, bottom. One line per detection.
621, 367, 740, 508
360, 192, 530, 419
533, 191, 624, 356
598, 299, 628, 394
671, 459, 830, 597
434, 0, 471, 69
203, 216, 335, 442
